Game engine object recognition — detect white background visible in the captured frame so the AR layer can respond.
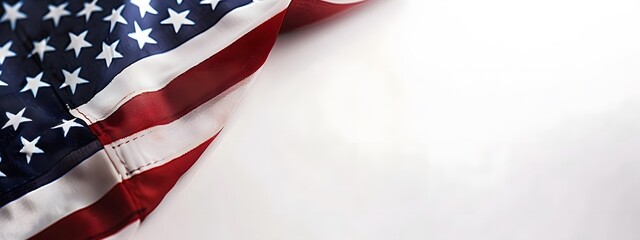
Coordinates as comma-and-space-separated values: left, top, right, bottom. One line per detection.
134, 0, 640, 239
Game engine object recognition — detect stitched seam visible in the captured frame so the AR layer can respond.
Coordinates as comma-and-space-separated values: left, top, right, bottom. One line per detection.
77, 108, 128, 181
76, 109, 146, 230
73, 108, 95, 125
99, 122, 131, 174
96, 131, 126, 181
124, 129, 218, 176
108, 86, 229, 148
92, 89, 150, 123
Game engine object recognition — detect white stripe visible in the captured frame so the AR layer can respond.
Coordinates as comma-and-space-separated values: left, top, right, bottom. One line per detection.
71, 0, 289, 124
0, 150, 120, 240
106, 73, 256, 176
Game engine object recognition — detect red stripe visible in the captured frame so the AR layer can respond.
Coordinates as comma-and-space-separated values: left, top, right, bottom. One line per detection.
91, 11, 286, 145
30, 135, 217, 240
281, 0, 364, 32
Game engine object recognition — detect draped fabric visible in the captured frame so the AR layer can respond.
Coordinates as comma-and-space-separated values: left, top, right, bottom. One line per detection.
0, 0, 365, 238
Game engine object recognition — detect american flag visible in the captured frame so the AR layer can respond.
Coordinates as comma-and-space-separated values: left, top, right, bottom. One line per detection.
0, 0, 363, 238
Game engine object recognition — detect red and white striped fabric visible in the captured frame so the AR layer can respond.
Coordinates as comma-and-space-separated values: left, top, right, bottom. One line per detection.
0, 0, 364, 239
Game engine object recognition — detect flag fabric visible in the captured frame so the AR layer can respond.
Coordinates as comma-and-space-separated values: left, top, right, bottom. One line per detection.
0, 0, 363, 239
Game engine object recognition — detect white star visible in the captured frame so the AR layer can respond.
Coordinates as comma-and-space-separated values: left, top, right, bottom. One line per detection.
20, 136, 44, 164
30, 38, 55, 60
96, 40, 123, 67
43, 3, 71, 27
0, 2, 26, 30
66, 31, 92, 57
0, 71, 7, 86
20, 72, 50, 97
131, 0, 157, 18
161, 9, 194, 33
0, 41, 16, 64
177, 0, 183, 4
200, 0, 220, 10
3, 108, 31, 130
102, 5, 127, 32
77, 0, 102, 22
51, 118, 83, 137
128, 22, 157, 49
60, 67, 89, 94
